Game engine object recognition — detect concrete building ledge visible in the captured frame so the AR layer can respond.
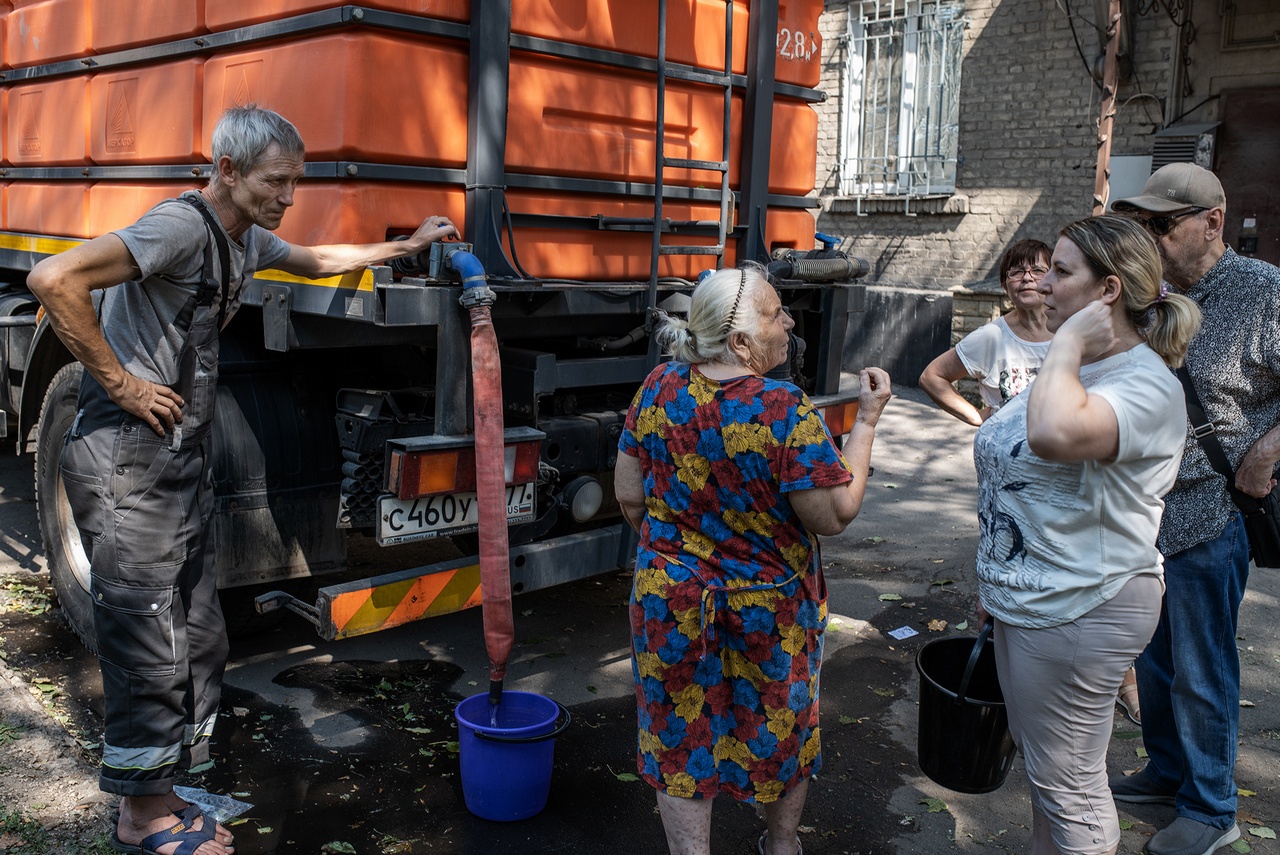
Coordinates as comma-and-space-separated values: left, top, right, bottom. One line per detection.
825, 193, 970, 216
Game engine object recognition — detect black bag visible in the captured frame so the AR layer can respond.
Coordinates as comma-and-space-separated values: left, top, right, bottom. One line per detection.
1237, 487, 1280, 568
1177, 367, 1280, 568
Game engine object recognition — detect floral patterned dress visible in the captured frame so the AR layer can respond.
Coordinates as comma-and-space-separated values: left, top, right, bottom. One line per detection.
619, 362, 852, 803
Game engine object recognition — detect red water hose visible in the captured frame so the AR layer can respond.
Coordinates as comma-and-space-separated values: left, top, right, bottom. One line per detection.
455, 252, 513, 704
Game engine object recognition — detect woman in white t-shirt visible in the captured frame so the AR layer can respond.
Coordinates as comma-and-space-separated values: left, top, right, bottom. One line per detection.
973, 216, 1202, 855
920, 239, 1054, 426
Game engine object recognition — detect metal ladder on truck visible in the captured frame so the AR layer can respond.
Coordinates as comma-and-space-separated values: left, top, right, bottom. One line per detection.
643, 0, 738, 368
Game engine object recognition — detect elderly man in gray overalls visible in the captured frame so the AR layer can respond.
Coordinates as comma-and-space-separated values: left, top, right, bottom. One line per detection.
28, 104, 457, 855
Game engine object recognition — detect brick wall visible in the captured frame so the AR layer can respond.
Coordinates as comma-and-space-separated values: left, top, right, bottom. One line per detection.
818, 0, 1177, 378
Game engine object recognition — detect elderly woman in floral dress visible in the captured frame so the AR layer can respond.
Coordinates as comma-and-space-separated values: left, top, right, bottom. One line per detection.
614, 263, 891, 855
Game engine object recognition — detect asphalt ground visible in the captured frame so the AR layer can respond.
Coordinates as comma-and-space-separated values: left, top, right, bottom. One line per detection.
0, 386, 1277, 854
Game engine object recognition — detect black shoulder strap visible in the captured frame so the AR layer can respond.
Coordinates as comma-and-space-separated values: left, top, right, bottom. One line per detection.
178, 194, 233, 327
1175, 365, 1263, 514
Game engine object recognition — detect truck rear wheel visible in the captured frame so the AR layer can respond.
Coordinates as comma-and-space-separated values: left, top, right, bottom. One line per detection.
34, 363, 99, 652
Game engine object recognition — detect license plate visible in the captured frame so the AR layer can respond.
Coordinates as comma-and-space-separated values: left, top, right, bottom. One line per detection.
377, 483, 536, 545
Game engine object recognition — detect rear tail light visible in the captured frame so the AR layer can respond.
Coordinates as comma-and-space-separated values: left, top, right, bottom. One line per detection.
385, 427, 545, 500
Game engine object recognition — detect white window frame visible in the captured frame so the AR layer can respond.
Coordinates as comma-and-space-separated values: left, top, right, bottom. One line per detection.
839, 0, 965, 198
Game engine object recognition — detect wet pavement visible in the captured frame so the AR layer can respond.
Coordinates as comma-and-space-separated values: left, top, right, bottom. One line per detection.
1, 387, 1278, 854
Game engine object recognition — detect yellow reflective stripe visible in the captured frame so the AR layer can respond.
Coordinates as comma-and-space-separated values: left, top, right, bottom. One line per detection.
330, 564, 484, 639
0, 233, 85, 254
254, 267, 376, 292
0, 233, 374, 292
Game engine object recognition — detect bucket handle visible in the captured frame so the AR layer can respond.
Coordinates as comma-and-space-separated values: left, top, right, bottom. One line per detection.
955, 621, 993, 705
472, 700, 572, 744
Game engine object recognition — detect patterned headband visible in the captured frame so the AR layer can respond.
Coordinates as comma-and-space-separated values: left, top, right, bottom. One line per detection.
722, 268, 747, 335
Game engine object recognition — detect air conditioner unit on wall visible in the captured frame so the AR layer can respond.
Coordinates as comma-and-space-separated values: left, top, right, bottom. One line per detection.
1151, 122, 1220, 172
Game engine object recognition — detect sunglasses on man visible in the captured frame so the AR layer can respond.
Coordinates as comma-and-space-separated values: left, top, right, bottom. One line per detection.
1132, 207, 1207, 237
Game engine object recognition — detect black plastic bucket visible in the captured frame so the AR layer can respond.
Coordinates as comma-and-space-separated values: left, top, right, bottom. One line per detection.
915, 622, 1017, 794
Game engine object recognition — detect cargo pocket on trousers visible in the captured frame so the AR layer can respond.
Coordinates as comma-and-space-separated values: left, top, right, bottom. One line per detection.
59, 466, 106, 543
91, 575, 178, 677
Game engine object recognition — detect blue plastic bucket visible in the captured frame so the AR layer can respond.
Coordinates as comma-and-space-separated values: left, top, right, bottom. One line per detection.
453, 691, 571, 821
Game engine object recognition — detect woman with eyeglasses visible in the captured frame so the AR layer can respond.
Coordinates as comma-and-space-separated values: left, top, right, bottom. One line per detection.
614, 263, 892, 855
919, 239, 1054, 426
974, 216, 1202, 855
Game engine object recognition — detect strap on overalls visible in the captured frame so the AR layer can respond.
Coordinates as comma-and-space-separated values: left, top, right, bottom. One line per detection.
168, 194, 235, 451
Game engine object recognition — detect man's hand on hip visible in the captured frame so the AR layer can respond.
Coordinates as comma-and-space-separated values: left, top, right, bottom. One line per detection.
108, 373, 185, 436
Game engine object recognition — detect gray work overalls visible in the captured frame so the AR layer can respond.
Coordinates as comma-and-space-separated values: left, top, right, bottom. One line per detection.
60, 195, 237, 796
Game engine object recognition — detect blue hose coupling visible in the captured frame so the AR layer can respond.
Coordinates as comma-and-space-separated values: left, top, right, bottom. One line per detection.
448, 249, 495, 308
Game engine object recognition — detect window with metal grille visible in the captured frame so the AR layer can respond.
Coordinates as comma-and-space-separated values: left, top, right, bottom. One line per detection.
839, 0, 965, 198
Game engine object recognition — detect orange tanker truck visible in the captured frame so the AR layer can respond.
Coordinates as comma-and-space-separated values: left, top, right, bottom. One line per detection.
0, 0, 866, 648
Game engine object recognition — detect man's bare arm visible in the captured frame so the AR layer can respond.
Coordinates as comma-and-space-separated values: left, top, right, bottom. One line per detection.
275, 216, 458, 279
27, 235, 185, 435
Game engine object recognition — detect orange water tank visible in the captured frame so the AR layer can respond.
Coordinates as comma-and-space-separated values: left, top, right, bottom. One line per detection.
90, 0, 207, 53
504, 52, 816, 196
90, 60, 204, 164
0, 1, 12, 70
4, 75, 89, 166
200, 32, 469, 167
5, 0, 91, 68
508, 0, 823, 89
511, 0, 749, 78
499, 188, 815, 281
776, 0, 823, 89
6, 181, 90, 236
275, 182, 466, 247
88, 182, 202, 236
204, 0, 471, 30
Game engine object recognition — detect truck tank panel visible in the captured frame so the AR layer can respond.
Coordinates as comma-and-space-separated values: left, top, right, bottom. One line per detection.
204, 0, 471, 29
88, 182, 202, 235
276, 182, 467, 248
89, 60, 205, 164
0, 2, 11, 70
510, 0, 749, 78
5, 0, 90, 68
200, 32, 471, 167
500, 188, 816, 280
91, 0, 207, 53
4, 76, 89, 167
504, 52, 817, 195
507, 0, 822, 89
6, 182, 90, 236
0, 6, 824, 262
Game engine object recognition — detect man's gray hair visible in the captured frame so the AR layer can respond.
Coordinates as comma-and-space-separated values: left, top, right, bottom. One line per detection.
210, 104, 304, 183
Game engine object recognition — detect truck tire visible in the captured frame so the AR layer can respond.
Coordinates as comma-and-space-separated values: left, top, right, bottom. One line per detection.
34, 363, 99, 653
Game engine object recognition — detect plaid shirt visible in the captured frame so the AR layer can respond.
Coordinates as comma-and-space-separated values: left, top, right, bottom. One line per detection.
1158, 248, 1280, 556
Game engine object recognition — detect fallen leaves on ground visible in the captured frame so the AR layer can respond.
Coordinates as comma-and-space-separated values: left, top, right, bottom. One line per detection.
919, 798, 948, 813
323, 843, 356, 854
